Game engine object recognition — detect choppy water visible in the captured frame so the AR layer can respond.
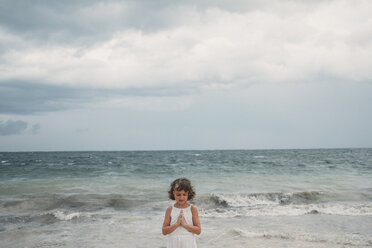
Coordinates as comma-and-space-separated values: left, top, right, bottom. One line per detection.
0, 149, 371, 247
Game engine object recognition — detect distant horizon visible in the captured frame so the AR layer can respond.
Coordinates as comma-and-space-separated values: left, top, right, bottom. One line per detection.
1, 146, 371, 153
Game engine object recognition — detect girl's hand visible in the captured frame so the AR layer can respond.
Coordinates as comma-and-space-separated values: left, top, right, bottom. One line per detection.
179, 210, 187, 226
176, 210, 183, 226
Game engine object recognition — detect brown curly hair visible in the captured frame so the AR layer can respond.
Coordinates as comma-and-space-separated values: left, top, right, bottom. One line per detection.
168, 178, 196, 201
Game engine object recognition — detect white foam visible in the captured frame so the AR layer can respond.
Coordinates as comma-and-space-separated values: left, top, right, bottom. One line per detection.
313, 203, 372, 216
52, 210, 81, 221
229, 228, 268, 238
225, 228, 371, 246
211, 192, 286, 208
200, 202, 372, 218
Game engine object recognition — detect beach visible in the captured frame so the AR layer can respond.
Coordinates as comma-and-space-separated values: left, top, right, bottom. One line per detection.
1, 149, 371, 247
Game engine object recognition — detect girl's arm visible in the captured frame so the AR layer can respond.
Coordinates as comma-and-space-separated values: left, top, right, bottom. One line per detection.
181, 205, 201, 235
162, 206, 180, 235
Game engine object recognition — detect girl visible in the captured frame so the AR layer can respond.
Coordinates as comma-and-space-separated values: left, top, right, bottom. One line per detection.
162, 178, 201, 248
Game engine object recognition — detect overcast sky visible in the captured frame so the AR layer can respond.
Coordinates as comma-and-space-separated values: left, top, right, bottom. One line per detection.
0, 0, 371, 151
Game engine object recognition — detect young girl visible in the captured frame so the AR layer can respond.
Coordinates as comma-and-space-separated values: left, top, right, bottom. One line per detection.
162, 178, 201, 248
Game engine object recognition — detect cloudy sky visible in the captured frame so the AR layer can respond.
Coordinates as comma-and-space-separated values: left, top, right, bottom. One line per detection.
0, 0, 371, 151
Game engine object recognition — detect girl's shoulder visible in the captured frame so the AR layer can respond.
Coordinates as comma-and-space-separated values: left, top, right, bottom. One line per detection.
190, 204, 199, 212
165, 205, 173, 214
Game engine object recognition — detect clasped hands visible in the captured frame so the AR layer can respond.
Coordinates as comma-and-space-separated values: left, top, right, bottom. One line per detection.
176, 209, 187, 227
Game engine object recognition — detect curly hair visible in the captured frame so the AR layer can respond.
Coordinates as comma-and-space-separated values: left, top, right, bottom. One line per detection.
168, 178, 196, 201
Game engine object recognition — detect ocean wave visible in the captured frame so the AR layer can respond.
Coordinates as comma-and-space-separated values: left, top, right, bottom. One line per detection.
196, 192, 372, 217
52, 210, 82, 221
0, 210, 86, 226
197, 191, 324, 209
0, 193, 147, 214
200, 203, 372, 217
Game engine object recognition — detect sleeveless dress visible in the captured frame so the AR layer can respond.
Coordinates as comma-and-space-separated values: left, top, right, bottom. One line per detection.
167, 205, 197, 248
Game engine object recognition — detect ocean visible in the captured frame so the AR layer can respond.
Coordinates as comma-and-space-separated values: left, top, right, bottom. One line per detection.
0, 149, 371, 248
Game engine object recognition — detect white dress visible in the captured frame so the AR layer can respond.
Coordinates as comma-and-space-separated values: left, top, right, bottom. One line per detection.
167, 205, 197, 248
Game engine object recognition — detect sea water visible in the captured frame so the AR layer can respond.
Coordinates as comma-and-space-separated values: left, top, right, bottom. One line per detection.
0, 149, 371, 248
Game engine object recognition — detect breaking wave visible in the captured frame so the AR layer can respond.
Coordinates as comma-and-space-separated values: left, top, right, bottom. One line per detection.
196, 192, 372, 217
0, 210, 88, 227
52, 210, 82, 221
0, 193, 147, 214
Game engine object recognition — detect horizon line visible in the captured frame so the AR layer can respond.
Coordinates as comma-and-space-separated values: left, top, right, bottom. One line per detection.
1, 147, 371, 153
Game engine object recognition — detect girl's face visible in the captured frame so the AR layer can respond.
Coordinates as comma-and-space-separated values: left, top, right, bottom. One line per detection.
173, 187, 189, 206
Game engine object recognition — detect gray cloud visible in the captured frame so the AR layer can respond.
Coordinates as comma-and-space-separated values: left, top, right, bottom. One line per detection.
0, 80, 198, 114
0, 0, 371, 150
0, 119, 28, 135
0, 81, 83, 114
1, 0, 370, 92
0, 0, 188, 45
0, 0, 323, 44
0, 119, 41, 135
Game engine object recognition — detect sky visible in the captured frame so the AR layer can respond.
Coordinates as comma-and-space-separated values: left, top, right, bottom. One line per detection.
0, 0, 371, 151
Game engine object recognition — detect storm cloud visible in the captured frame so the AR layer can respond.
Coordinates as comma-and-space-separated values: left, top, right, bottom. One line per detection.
0, 0, 371, 150
0, 81, 83, 114
0, 80, 197, 114
1, 0, 371, 93
0, 119, 28, 135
